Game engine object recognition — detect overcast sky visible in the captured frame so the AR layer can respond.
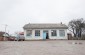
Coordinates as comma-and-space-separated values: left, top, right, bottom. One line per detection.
0, 0, 85, 34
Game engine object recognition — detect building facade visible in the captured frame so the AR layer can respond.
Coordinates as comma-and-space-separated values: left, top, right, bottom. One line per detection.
23, 23, 68, 40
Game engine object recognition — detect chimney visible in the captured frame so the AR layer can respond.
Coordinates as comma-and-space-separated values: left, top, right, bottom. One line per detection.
29, 23, 30, 24
61, 22, 62, 24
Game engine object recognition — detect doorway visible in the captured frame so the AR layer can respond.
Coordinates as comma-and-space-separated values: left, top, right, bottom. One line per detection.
43, 30, 49, 39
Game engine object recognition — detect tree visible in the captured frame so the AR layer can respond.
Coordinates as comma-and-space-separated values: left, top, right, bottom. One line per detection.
68, 18, 85, 37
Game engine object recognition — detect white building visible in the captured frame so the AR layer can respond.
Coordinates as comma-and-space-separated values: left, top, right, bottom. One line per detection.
23, 23, 68, 40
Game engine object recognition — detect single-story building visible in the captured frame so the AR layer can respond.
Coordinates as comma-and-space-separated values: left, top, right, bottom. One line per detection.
23, 23, 68, 40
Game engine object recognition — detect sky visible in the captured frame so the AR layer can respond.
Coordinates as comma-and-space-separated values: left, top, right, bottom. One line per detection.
0, 0, 85, 34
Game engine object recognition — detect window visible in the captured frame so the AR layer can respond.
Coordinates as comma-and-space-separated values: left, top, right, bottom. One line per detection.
26, 30, 32, 36
59, 30, 65, 36
35, 30, 40, 36
51, 30, 57, 36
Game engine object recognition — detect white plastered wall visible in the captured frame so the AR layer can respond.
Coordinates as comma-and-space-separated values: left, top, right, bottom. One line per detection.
24, 29, 68, 40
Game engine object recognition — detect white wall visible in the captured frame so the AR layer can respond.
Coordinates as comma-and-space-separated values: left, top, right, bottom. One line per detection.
24, 29, 43, 40
48, 29, 67, 39
24, 29, 68, 40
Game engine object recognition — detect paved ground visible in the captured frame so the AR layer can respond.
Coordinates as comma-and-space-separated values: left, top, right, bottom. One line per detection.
0, 40, 85, 55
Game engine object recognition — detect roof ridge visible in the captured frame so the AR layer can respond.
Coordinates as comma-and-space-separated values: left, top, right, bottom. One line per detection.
27, 23, 64, 24
23, 23, 68, 29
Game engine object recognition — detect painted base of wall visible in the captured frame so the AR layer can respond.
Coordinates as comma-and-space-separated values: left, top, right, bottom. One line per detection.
25, 36, 68, 40
25, 38, 68, 41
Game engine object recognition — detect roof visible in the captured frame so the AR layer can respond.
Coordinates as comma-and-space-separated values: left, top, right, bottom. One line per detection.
0, 31, 9, 37
0, 32, 5, 36
23, 23, 68, 29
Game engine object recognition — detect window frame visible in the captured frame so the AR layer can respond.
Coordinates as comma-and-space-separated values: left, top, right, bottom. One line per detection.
59, 30, 65, 37
51, 30, 57, 36
26, 30, 32, 37
35, 30, 40, 36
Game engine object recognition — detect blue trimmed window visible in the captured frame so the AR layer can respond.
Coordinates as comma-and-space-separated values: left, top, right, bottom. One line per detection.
26, 30, 32, 36
59, 30, 65, 37
51, 30, 57, 36
35, 30, 40, 36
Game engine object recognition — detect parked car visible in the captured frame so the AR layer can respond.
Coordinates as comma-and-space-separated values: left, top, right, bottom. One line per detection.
18, 35, 25, 41
15, 35, 25, 41
8, 36, 15, 41
14, 37, 19, 41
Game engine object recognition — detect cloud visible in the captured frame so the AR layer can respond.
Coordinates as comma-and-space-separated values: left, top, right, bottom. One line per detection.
0, 0, 22, 21
0, 0, 85, 34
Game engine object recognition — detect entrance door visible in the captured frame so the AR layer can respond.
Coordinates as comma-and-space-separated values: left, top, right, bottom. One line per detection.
43, 30, 49, 39
43, 32, 46, 39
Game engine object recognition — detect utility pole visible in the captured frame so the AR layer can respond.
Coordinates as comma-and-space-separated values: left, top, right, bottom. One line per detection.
4, 24, 8, 41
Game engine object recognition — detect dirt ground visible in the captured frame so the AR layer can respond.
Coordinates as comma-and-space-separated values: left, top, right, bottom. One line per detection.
0, 40, 85, 55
